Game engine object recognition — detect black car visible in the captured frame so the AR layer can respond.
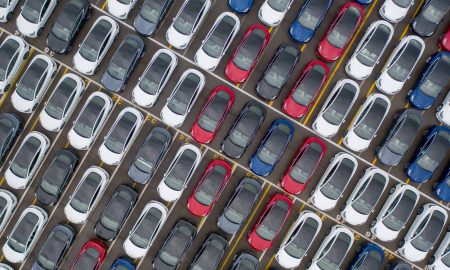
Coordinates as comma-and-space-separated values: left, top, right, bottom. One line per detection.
134, 0, 173, 36
95, 185, 138, 241
0, 113, 22, 166
102, 34, 145, 93
221, 101, 266, 159
189, 233, 228, 270
47, 0, 90, 53
32, 224, 76, 270
412, 0, 450, 37
256, 44, 300, 100
231, 251, 259, 270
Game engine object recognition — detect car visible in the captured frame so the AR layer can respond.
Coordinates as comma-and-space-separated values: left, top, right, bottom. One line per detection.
73, 16, 119, 75
70, 240, 106, 270
0, 36, 29, 94
5, 131, 50, 189
312, 79, 360, 138
110, 258, 135, 270
409, 52, 450, 110
310, 152, 358, 211
160, 69, 205, 127
157, 144, 202, 202
128, 127, 172, 184
132, 49, 177, 108
249, 119, 294, 176
406, 125, 450, 183
280, 137, 326, 194
290, 0, 332, 43
370, 183, 420, 242
428, 229, 450, 270
439, 25, 450, 51
433, 167, 450, 202
258, 0, 293, 26
11, 54, 57, 113
436, 90, 450, 126
386, 261, 413, 270
134, 0, 173, 36
316, 2, 364, 62
221, 101, 266, 159
32, 224, 76, 270
248, 193, 293, 251
0, 113, 22, 166
256, 43, 300, 100
217, 178, 261, 235
398, 203, 447, 262
275, 211, 322, 268
35, 149, 78, 206
153, 220, 197, 269
64, 166, 109, 224
225, 24, 270, 83
189, 233, 227, 270
166, 0, 211, 49
343, 93, 391, 152
46, 0, 90, 54
412, 0, 450, 37
16, 0, 57, 38
340, 168, 389, 226
345, 20, 394, 80
187, 159, 232, 217
356, 0, 374, 4
231, 252, 258, 270
2, 205, 47, 264
282, 60, 329, 118
124, 201, 168, 258
376, 35, 425, 95
0, 190, 16, 233
191, 86, 235, 144
95, 185, 138, 241
107, 0, 138, 19
67, 92, 113, 150
348, 243, 384, 270
194, 12, 240, 71
0, 0, 19, 22
379, 0, 414, 23
307, 225, 354, 270
228, 0, 253, 14
376, 109, 422, 166
39, 73, 85, 132
98, 107, 144, 165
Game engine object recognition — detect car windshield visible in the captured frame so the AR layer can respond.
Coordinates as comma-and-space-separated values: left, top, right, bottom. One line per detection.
0, 197, 8, 224
256, 200, 289, 241
10, 136, 41, 178
442, 246, 450, 267
105, 112, 137, 154
383, 190, 417, 231
0, 0, 7, 8
160, 226, 192, 266
202, 15, 236, 58
356, 24, 392, 67
417, 130, 449, 171
73, 248, 99, 270
321, 158, 355, 200
16, 58, 48, 101
198, 91, 230, 133
387, 113, 421, 155
289, 142, 322, 183
100, 190, 133, 231
298, 0, 329, 30
257, 124, 291, 165
37, 231, 68, 269
327, 6, 360, 48
354, 98, 389, 140
70, 172, 102, 213
393, 0, 413, 8
191, 238, 225, 270
422, 1, 447, 24
74, 96, 106, 138
228, 105, 263, 148
45, 77, 77, 120
173, 0, 205, 35
164, 149, 197, 191
292, 65, 326, 106
107, 38, 139, 81
80, 19, 112, 62
356, 250, 383, 270
22, 0, 44, 23
419, 55, 450, 97
40, 153, 72, 196
323, 82, 357, 125
130, 207, 162, 248
411, 211, 446, 252
52, 22, 71, 42
195, 165, 227, 206
135, 131, 167, 174
167, 73, 200, 115
233, 28, 265, 71
267, 0, 289, 12
352, 173, 386, 215
284, 218, 319, 259
388, 40, 422, 82
224, 183, 258, 224
0, 39, 19, 80
139, 53, 172, 95
8, 212, 38, 253
140, 0, 165, 23
317, 233, 352, 270
263, 47, 297, 89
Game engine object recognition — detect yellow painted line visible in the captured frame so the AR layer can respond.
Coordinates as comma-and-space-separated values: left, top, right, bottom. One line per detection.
168, 45, 173, 49
298, 202, 306, 213
65, 220, 71, 224
64, 141, 70, 148
372, 158, 377, 165
30, 117, 40, 131
366, 83, 376, 97
300, 44, 307, 52
166, 201, 173, 208
101, 0, 108, 10
62, 68, 68, 75
404, 102, 410, 109
438, 47, 442, 52
268, 27, 273, 33
0, 255, 4, 262
84, 79, 90, 85
232, 163, 237, 172
131, 182, 136, 188
236, 83, 241, 88
412, 0, 426, 17
320, 213, 326, 221
338, 137, 344, 145
264, 255, 276, 270
406, 178, 410, 184
200, 144, 206, 151
99, 161, 104, 167
268, 100, 274, 107
133, 258, 139, 264
0, 176, 4, 186
400, 26, 410, 39
198, 216, 207, 229
439, 122, 444, 126
32, 198, 38, 205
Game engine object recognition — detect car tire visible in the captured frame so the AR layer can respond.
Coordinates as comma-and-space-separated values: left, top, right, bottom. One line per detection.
32, 103, 38, 112
417, 206, 424, 215
37, 28, 43, 36
4, 84, 10, 93
398, 239, 405, 248
428, 256, 435, 265
370, 219, 377, 227
23, 51, 29, 60
389, 187, 396, 194
6, 12, 13, 21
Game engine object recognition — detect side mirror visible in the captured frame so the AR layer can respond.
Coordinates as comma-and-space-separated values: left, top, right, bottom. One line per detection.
20, 5, 23, 10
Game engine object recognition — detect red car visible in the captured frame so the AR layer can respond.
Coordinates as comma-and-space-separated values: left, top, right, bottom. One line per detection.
317, 2, 364, 62
248, 193, 293, 251
225, 24, 270, 83
282, 60, 329, 118
70, 240, 107, 270
191, 86, 235, 144
187, 159, 232, 217
440, 25, 450, 51
280, 137, 326, 194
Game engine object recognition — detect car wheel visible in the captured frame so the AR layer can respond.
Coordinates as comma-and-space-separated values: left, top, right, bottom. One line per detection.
370, 219, 377, 227
398, 239, 405, 248
32, 103, 38, 111
417, 206, 424, 215
389, 187, 396, 194
428, 256, 435, 265
6, 12, 13, 21
4, 84, 10, 93
37, 28, 43, 36
23, 51, 29, 60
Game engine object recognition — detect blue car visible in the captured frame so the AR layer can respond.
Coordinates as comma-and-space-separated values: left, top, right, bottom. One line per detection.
348, 243, 384, 270
406, 126, 450, 183
289, 0, 332, 43
249, 119, 294, 176
229, 0, 254, 14
110, 257, 135, 270
409, 52, 450, 110
434, 166, 450, 202
355, 0, 373, 4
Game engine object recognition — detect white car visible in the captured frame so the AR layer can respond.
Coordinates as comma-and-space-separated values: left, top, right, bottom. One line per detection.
345, 20, 394, 80
132, 49, 177, 108
343, 93, 391, 152
107, 0, 137, 19
68, 91, 113, 150
2, 205, 47, 264
64, 166, 109, 224
73, 16, 119, 75
166, 0, 211, 49
379, 0, 414, 23
98, 107, 144, 165
398, 203, 448, 262
194, 12, 240, 71
0, 36, 29, 94
0, 190, 17, 233
276, 211, 322, 268
258, 0, 293, 26
376, 35, 425, 95
0, 263, 13, 270
309, 152, 358, 211
312, 79, 360, 138
123, 201, 168, 259
5, 131, 50, 189
11, 54, 57, 113
370, 183, 420, 242
436, 90, 450, 126
16, 0, 58, 38
157, 144, 202, 202
39, 73, 85, 132
0, 0, 19, 22
160, 69, 205, 127
428, 230, 450, 270
340, 168, 389, 226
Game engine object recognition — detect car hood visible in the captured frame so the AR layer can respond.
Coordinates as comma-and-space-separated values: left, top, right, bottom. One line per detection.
95, 221, 118, 241
134, 14, 157, 36
256, 79, 280, 100
310, 190, 335, 211
98, 144, 122, 165
157, 181, 181, 202
187, 196, 211, 217
225, 61, 248, 83
371, 220, 398, 242
381, 1, 408, 22
16, 15, 37, 37
191, 122, 214, 144
406, 162, 433, 183
132, 85, 157, 108
313, 115, 339, 138
377, 145, 403, 166
123, 238, 147, 259
31, 261, 47, 270
68, 129, 91, 150
5, 168, 28, 189
47, 32, 70, 54
229, 0, 253, 13
73, 53, 96, 75
259, 2, 284, 26
248, 231, 272, 251
64, 204, 87, 224
35, 186, 58, 206
217, 214, 240, 235
409, 87, 435, 110
290, 21, 314, 43
317, 39, 342, 62
195, 48, 219, 71
101, 71, 124, 93
39, 110, 63, 132
128, 163, 151, 184
346, 57, 373, 80
412, 15, 436, 37
153, 256, 175, 270
342, 205, 368, 226
276, 248, 301, 269
435, 182, 450, 202
166, 26, 189, 49
377, 72, 403, 94
11, 91, 33, 113
249, 154, 273, 177
283, 96, 308, 118
221, 138, 245, 159
280, 174, 306, 195
2, 243, 26, 264
344, 130, 370, 152
160, 106, 185, 128
400, 242, 427, 262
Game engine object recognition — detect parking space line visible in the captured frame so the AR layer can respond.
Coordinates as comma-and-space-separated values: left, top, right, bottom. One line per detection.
406, 178, 411, 184
298, 202, 306, 212
32, 198, 38, 205
259, 250, 267, 261
404, 102, 410, 109
268, 100, 274, 106
300, 44, 307, 52
338, 137, 344, 145
264, 255, 275, 270
29, 116, 41, 131
0, 176, 4, 186
371, 157, 377, 165
99, 161, 104, 167
197, 216, 207, 231
101, 0, 108, 10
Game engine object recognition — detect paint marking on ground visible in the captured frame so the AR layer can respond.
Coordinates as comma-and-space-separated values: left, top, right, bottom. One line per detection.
101, 0, 108, 10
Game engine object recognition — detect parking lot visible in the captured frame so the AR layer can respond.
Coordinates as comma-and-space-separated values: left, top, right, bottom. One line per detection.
0, 0, 448, 269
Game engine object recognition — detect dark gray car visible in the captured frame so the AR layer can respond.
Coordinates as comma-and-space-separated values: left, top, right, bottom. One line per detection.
189, 233, 228, 270
412, 0, 450, 37
134, 0, 173, 36
231, 251, 259, 270
0, 113, 21, 165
